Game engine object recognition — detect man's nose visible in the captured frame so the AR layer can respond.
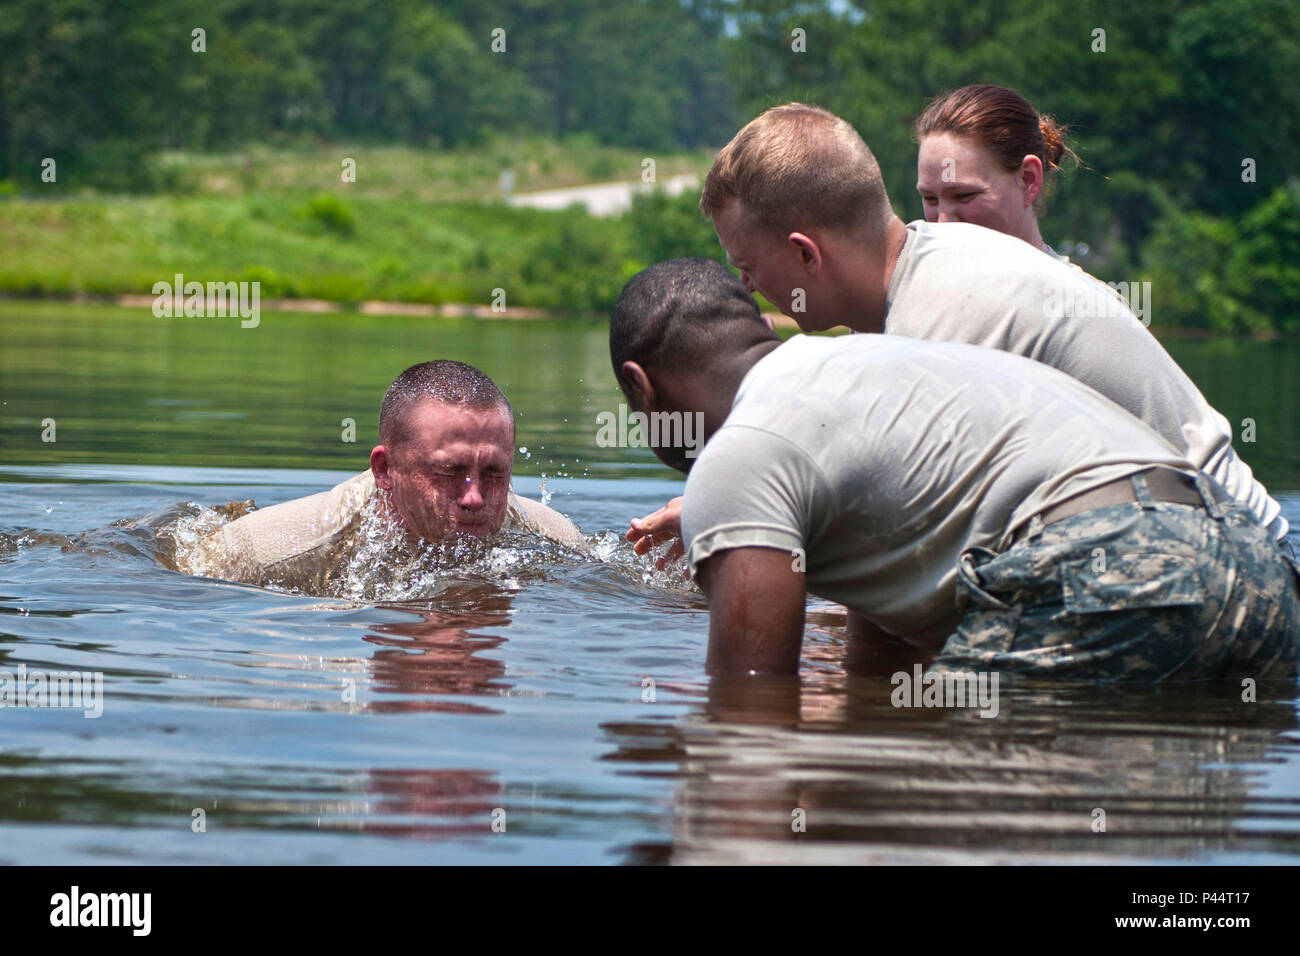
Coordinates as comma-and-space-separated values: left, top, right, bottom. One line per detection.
937, 204, 960, 223
459, 476, 485, 509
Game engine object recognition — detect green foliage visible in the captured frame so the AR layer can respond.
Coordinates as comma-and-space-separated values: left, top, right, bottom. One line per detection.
238, 265, 291, 299
718, 0, 1300, 331
1, 0, 1297, 332
301, 195, 357, 236
513, 213, 632, 311
0, 194, 638, 312
0, 0, 736, 187
443, 0, 735, 149
1228, 186, 1300, 336
624, 189, 724, 267
1142, 185, 1300, 336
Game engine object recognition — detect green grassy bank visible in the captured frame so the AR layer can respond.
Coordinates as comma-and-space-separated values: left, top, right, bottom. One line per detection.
0, 141, 721, 313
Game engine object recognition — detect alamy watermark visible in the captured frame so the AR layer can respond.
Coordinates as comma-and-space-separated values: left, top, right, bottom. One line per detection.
0, 664, 103, 718
1043, 277, 1152, 327
891, 663, 999, 718
50, 886, 150, 935
152, 272, 260, 328
595, 404, 705, 459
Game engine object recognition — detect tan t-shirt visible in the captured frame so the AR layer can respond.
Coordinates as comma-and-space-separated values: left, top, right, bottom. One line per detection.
885, 220, 1286, 540
682, 334, 1197, 639
184, 471, 587, 592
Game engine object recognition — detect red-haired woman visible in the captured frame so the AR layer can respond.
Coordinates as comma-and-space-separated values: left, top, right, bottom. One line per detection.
913, 84, 1075, 259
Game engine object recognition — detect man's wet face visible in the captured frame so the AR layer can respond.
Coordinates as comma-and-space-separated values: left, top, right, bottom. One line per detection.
377, 400, 514, 541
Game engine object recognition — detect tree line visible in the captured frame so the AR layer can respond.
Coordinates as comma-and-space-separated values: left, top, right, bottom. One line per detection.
2, 0, 1296, 332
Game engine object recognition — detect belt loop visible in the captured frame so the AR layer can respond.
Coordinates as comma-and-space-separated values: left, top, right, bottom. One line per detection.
1025, 513, 1044, 542
1192, 472, 1228, 521
1131, 470, 1157, 510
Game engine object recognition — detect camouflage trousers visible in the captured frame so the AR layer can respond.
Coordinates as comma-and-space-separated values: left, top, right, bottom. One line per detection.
932, 471, 1300, 681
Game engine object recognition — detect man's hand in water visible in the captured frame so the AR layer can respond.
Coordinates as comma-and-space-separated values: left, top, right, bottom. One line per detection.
627, 496, 685, 572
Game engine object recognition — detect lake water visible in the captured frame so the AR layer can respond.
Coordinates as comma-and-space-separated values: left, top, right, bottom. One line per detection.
1, 302, 1299, 864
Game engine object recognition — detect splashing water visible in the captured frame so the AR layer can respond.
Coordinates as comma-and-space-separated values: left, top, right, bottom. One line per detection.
162, 493, 691, 602
331, 500, 584, 603
588, 530, 696, 591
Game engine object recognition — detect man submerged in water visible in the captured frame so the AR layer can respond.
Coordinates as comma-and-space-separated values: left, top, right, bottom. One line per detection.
185, 360, 586, 594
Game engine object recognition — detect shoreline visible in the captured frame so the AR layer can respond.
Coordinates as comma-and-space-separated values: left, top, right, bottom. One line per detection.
0, 291, 606, 322
0, 290, 804, 328
0, 292, 1286, 339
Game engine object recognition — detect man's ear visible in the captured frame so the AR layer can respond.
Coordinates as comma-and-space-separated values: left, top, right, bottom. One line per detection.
787, 231, 824, 274
370, 445, 393, 490
621, 361, 658, 412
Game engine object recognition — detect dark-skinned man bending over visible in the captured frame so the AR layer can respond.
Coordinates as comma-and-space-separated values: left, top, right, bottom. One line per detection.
610, 258, 1300, 680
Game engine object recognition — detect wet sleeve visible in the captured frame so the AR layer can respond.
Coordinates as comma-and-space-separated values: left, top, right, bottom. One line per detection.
507, 492, 590, 553
682, 426, 829, 577
189, 471, 372, 586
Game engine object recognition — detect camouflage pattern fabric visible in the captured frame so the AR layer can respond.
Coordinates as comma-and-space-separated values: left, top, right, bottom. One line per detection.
931, 472, 1300, 681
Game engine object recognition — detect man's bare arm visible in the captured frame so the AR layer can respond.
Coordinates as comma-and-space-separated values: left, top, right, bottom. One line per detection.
696, 546, 806, 675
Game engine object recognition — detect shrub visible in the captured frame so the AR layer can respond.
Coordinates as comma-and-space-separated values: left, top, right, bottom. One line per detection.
300, 195, 356, 236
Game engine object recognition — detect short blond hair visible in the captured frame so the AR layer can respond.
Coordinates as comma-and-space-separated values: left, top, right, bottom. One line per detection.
700, 103, 893, 237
